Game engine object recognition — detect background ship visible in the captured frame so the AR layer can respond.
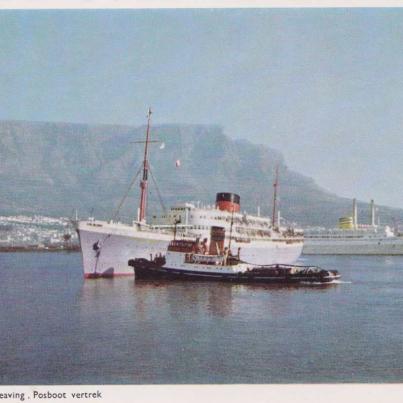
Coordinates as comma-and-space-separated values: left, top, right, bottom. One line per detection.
303, 198, 403, 255
76, 109, 303, 278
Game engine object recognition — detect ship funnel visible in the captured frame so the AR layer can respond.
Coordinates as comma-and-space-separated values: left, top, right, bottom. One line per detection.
370, 199, 376, 227
339, 216, 354, 229
216, 192, 240, 213
352, 198, 358, 229
209, 226, 225, 255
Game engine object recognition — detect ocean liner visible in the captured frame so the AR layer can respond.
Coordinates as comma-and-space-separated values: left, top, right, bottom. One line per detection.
76, 109, 303, 278
303, 199, 403, 255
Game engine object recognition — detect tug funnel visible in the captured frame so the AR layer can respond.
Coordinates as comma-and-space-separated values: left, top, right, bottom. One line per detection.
209, 226, 225, 255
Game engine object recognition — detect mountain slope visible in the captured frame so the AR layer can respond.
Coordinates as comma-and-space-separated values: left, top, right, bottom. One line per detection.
0, 120, 401, 227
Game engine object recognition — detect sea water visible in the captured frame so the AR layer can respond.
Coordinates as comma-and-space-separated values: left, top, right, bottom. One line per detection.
1, 252, 403, 384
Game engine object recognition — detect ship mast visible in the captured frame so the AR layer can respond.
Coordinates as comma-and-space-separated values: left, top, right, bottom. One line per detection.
138, 107, 152, 223
228, 208, 235, 250
272, 164, 279, 229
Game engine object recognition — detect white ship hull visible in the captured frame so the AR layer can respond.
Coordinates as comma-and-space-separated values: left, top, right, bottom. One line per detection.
303, 237, 403, 255
236, 239, 303, 265
77, 221, 172, 278
77, 221, 303, 278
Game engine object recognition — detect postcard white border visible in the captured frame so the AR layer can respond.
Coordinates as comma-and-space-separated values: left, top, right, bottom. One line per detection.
0, 2, 402, 402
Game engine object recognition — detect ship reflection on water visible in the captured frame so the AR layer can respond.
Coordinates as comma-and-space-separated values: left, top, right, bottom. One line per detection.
3, 252, 403, 384
79, 277, 338, 320
134, 281, 236, 318
74, 277, 349, 383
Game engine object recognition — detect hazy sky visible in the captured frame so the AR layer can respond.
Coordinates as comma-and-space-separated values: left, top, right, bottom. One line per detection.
1, 8, 403, 207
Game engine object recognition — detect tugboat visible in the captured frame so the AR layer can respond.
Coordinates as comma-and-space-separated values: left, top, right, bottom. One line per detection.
128, 226, 340, 285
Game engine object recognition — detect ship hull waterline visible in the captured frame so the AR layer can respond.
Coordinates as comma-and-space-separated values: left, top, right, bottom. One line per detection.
303, 238, 403, 255
78, 224, 303, 278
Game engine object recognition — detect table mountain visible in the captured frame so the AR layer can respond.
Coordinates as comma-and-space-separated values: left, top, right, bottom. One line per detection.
1, 120, 401, 227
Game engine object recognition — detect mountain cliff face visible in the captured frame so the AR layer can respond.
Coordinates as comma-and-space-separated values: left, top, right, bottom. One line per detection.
1, 120, 402, 227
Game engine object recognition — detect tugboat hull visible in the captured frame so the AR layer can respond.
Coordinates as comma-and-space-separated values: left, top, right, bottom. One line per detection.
128, 258, 340, 284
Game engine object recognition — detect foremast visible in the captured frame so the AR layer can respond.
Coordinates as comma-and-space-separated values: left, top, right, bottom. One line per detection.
138, 107, 152, 223
272, 164, 279, 229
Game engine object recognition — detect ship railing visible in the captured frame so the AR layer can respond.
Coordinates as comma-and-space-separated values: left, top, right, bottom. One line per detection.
185, 253, 224, 265
242, 262, 326, 272
150, 224, 194, 235
151, 224, 193, 229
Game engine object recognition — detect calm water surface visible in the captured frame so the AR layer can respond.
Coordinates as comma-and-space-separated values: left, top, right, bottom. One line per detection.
1, 252, 403, 384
